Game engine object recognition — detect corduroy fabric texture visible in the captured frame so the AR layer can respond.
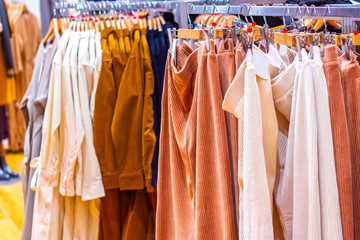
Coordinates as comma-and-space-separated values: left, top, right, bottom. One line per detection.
216, 39, 239, 234
338, 50, 360, 239
97, 25, 156, 240
156, 40, 236, 240
323, 45, 353, 240
235, 41, 246, 71
93, 27, 118, 190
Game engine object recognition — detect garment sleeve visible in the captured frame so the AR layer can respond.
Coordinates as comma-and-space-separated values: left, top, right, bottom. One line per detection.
93, 36, 118, 190
78, 39, 105, 200
37, 61, 61, 187
141, 36, 156, 192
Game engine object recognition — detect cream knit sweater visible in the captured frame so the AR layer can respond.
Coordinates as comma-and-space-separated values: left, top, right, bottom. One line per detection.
223, 49, 279, 240
288, 49, 322, 239
271, 48, 300, 240
312, 46, 343, 240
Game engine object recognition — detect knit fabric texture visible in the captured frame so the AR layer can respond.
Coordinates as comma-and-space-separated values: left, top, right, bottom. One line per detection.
223, 47, 279, 239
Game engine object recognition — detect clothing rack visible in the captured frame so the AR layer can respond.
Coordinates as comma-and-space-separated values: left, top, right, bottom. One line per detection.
187, 4, 360, 33
53, 1, 190, 28
53, 1, 179, 12
188, 4, 360, 19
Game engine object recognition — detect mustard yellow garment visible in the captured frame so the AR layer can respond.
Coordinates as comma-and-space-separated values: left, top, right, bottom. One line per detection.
140, 27, 156, 192
93, 27, 118, 190
111, 24, 147, 190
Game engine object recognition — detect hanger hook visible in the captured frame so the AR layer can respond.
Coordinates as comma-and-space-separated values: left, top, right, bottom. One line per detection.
237, 4, 243, 21
323, 5, 331, 32
247, 3, 254, 15
294, 4, 304, 29
283, 4, 289, 28
203, 4, 207, 14
188, 4, 194, 27
262, 4, 269, 27
244, 3, 253, 26
352, 16, 357, 32
202, 4, 207, 25
212, 4, 216, 14
302, 4, 309, 15
210, 4, 217, 24
309, 4, 316, 29
224, 4, 231, 26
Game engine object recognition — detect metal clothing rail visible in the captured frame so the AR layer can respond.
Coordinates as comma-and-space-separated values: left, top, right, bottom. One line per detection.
53, 1, 179, 12
53, 1, 190, 28
187, 4, 360, 20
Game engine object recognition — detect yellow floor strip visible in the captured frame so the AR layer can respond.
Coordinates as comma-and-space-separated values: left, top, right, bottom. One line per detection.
0, 154, 24, 240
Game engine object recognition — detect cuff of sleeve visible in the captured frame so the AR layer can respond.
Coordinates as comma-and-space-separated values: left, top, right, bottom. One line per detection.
81, 180, 105, 201
222, 78, 245, 119
145, 177, 156, 192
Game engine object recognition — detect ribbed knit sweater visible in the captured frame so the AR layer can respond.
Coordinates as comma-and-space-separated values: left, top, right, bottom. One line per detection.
323, 45, 353, 240
271, 49, 299, 240
312, 46, 343, 240
156, 41, 236, 240
287, 49, 322, 239
338, 50, 360, 238
223, 48, 279, 240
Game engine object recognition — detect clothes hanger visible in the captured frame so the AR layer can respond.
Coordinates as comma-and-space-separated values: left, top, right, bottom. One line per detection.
43, 18, 59, 44
94, 18, 100, 32
156, 16, 162, 31
159, 13, 166, 26
143, 17, 147, 29
80, 16, 85, 32
69, 15, 74, 30
148, 16, 153, 30
99, 14, 105, 30
153, 17, 158, 30
76, 16, 82, 31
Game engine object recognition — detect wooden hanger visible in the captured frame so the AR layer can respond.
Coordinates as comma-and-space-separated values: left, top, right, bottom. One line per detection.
143, 18, 148, 29
274, 30, 360, 48
69, 16, 75, 30
88, 17, 93, 30
160, 16, 166, 25
94, 19, 100, 32
156, 17, 162, 31
116, 14, 121, 29
80, 17, 85, 32
59, 18, 68, 33
99, 16, 105, 30
139, 16, 144, 29
177, 28, 226, 41
153, 18, 158, 30
105, 14, 111, 28
76, 17, 81, 32
123, 15, 131, 29
148, 18, 153, 30
42, 18, 59, 44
